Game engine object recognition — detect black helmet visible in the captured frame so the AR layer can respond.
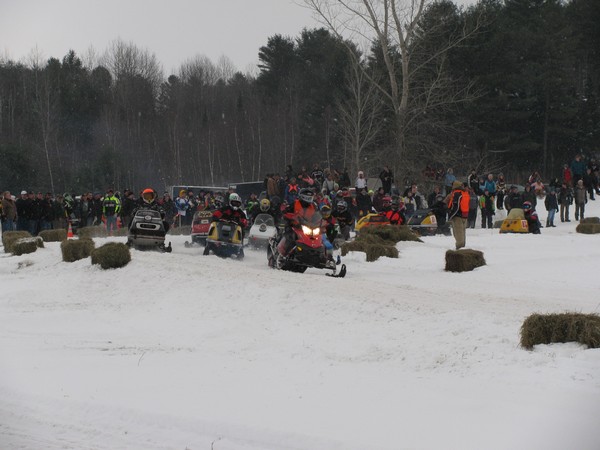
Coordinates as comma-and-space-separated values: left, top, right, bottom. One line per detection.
298, 188, 314, 206
337, 200, 347, 212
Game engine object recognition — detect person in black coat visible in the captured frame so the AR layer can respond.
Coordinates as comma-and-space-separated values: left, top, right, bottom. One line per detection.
379, 166, 394, 194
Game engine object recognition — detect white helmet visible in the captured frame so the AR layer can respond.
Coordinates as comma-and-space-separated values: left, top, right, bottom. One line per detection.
229, 193, 242, 210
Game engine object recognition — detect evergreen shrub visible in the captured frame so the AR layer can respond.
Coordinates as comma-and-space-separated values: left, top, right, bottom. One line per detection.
61, 239, 95, 262
580, 217, 600, 224
445, 249, 486, 272
91, 242, 131, 269
520, 313, 600, 349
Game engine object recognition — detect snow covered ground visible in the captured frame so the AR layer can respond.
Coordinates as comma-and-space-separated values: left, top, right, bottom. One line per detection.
1, 202, 599, 450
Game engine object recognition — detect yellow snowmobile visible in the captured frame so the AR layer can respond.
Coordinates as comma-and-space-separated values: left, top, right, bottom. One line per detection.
499, 208, 529, 233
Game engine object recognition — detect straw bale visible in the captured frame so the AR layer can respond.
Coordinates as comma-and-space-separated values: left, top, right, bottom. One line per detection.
445, 249, 486, 272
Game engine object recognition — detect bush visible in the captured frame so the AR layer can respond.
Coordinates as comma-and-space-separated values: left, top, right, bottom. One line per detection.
360, 225, 422, 243
12, 238, 40, 255
580, 217, 600, 224
575, 223, 600, 234
364, 243, 399, 262
2, 231, 32, 253
91, 242, 131, 269
341, 236, 399, 262
445, 249, 486, 272
520, 313, 600, 350
39, 229, 67, 242
77, 226, 108, 239
168, 225, 191, 236
61, 239, 95, 262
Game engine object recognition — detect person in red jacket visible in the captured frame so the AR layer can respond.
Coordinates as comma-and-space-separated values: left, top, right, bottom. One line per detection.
211, 193, 248, 229
447, 181, 470, 249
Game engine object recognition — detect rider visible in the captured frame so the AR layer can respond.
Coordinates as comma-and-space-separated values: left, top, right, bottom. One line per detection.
320, 204, 338, 245
332, 199, 353, 241
277, 188, 318, 258
132, 188, 170, 233
384, 197, 406, 225
211, 193, 248, 230
522, 201, 541, 234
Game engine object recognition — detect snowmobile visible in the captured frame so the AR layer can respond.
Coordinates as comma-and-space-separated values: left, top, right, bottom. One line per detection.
248, 213, 277, 249
203, 220, 244, 258
184, 210, 213, 247
406, 209, 438, 236
355, 213, 390, 233
500, 208, 529, 233
267, 212, 346, 277
127, 209, 172, 252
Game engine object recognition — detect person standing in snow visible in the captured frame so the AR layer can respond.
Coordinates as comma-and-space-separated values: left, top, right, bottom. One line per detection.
479, 189, 495, 229
574, 179, 587, 221
544, 189, 559, 227
447, 181, 470, 250
102, 188, 121, 234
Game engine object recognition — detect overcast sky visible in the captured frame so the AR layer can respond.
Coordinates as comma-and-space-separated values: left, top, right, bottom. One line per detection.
1, 0, 476, 75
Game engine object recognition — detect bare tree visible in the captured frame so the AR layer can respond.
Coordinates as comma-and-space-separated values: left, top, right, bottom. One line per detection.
336, 59, 384, 174
303, 0, 482, 166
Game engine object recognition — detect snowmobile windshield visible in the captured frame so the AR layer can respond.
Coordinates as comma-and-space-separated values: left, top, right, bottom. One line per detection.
297, 211, 323, 229
253, 214, 275, 227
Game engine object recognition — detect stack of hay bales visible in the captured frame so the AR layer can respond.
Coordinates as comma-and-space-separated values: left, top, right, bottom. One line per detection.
91, 242, 131, 269
39, 229, 67, 242
341, 225, 420, 262
2, 231, 32, 253
445, 249, 486, 272
11, 237, 44, 255
61, 239, 96, 262
77, 226, 108, 239
520, 313, 600, 349
576, 217, 600, 234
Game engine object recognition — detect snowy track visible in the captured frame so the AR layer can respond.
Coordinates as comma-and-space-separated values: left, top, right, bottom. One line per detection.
1, 208, 600, 449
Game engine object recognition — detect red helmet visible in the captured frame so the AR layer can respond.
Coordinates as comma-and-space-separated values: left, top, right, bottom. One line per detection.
382, 196, 392, 207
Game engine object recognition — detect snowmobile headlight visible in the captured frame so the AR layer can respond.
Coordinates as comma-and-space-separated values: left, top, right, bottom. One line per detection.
301, 225, 312, 236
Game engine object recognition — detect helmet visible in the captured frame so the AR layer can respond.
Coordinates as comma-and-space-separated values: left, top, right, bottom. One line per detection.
320, 204, 332, 218
229, 193, 242, 210
522, 201, 532, 211
179, 189, 187, 197
337, 200, 347, 212
214, 195, 225, 209
382, 196, 392, 207
260, 198, 271, 212
142, 188, 156, 204
298, 188, 314, 206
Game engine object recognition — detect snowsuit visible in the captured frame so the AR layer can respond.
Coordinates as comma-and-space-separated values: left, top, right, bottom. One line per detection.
525, 210, 541, 234
332, 209, 353, 240
467, 193, 478, 229
102, 194, 121, 234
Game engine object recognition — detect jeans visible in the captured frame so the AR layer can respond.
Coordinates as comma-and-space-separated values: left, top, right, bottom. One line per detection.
105, 215, 118, 233
1, 219, 15, 232
547, 209, 556, 226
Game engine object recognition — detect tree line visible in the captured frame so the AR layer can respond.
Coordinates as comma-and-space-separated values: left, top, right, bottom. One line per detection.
0, 0, 597, 194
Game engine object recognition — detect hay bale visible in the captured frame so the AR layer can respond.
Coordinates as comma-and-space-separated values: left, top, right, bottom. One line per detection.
365, 243, 398, 262
61, 238, 95, 262
445, 249, 486, 272
341, 239, 369, 256
12, 238, 40, 256
91, 242, 131, 269
493, 220, 504, 229
360, 225, 422, 243
2, 231, 32, 253
580, 217, 600, 224
39, 229, 67, 242
520, 313, 600, 350
168, 225, 191, 236
112, 227, 129, 237
575, 223, 600, 234
77, 226, 108, 239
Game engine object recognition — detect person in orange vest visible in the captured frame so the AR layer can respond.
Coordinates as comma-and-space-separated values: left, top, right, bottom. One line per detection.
447, 180, 470, 249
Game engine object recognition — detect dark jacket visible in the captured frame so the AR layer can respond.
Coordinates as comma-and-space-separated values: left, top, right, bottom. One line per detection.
544, 193, 559, 211
212, 206, 248, 228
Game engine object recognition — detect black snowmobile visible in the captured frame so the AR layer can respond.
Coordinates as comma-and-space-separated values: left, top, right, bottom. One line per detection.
127, 209, 172, 252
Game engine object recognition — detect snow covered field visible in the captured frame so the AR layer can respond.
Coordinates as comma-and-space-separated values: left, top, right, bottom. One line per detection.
1, 202, 600, 450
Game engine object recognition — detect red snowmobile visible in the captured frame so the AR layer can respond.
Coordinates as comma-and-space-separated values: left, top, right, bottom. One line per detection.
267, 211, 346, 277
